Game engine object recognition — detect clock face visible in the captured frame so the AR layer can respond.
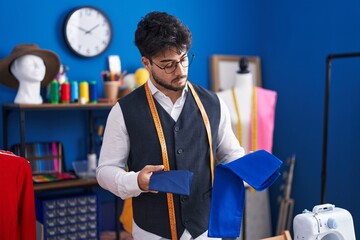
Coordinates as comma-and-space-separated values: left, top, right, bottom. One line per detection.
64, 6, 112, 58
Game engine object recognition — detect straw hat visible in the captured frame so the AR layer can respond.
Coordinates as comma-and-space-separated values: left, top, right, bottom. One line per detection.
0, 44, 60, 89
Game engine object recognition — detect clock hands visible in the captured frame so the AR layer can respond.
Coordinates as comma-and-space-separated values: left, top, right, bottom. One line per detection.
72, 24, 100, 35
73, 25, 88, 33
85, 24, 99, 34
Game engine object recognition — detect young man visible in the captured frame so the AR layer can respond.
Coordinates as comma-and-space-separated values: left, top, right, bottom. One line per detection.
96, 11, 244, 240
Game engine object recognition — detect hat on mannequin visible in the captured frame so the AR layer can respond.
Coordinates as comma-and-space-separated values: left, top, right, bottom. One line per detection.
0, 44, 60, 89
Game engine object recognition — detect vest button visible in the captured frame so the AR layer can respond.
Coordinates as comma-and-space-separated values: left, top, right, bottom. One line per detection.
174, 126, 180, 132
181, 196, 189, 202
177, 149, 183, 154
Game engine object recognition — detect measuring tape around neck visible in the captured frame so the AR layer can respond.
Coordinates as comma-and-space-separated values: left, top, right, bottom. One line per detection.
144, 81, 214, 239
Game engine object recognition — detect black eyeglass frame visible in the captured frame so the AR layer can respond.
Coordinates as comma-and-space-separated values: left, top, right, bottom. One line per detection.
149, 53, 195, 74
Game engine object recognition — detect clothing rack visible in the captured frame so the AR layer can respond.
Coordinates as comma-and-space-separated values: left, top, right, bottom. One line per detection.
321, 52, 360, 204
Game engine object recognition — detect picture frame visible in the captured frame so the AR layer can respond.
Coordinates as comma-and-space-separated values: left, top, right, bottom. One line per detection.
210, 55, 262, 92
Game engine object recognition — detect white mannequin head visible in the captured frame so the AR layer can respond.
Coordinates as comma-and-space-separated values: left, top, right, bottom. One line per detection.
10, 54, 46, 104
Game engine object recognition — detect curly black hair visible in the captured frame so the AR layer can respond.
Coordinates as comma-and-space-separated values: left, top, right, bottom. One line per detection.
135, 11, 192, 58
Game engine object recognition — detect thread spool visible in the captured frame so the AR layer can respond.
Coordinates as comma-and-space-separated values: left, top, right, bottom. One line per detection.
70, 81, 79, 103
87, 153, 97, 173
60, 82, 70, 103
49, 80, 59, 104
79, 81, 89, 104
89, 81, 98, 103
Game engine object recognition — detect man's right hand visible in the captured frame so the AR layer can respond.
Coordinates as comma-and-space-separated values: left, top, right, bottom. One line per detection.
137, 165, 164, 192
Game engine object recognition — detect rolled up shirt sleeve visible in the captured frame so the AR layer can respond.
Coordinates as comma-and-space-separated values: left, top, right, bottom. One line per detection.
96, 103, 143, 199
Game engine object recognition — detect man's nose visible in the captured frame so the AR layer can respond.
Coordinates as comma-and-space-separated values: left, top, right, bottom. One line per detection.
174, 62, 186, 74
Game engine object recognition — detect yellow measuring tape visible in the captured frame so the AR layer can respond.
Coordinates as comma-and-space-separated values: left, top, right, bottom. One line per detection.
187, 82, 214, 184
145, 81, 214, 239
251, 87, 257, 151
231, 87, 258, 152
231, 87, 242, 147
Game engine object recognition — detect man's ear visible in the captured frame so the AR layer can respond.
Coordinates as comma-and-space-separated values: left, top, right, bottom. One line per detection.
141, 56, 151, 71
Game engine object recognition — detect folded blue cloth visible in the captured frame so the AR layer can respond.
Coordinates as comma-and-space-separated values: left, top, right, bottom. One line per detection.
208, 150, 283, 238
149, 170, 194, 196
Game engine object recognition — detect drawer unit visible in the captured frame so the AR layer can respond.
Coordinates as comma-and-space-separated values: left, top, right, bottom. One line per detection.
36, 194, 98, 240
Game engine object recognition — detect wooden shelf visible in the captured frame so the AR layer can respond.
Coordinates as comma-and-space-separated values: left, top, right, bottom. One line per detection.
34, 178, 98, 191
2, 102, 115, 111
2, 102, 113, 156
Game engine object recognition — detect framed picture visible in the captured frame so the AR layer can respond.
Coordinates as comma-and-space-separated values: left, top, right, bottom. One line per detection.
210, 55, 262, 92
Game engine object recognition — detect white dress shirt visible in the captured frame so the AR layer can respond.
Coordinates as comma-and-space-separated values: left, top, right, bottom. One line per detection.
96, 80, 245, 240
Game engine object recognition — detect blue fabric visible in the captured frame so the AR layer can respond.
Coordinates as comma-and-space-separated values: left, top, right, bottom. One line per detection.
208, 150, 283, 238
149, 170, 194, 196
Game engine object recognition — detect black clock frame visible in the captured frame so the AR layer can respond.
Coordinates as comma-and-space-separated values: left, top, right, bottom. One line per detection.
63, 6, 113, 58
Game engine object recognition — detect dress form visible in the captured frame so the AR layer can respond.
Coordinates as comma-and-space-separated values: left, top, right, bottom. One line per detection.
217, 58, 274, 240
10, 54, 46, 104
217, 58, 254, 153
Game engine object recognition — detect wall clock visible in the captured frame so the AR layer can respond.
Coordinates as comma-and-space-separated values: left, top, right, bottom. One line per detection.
64, 6, 112, 58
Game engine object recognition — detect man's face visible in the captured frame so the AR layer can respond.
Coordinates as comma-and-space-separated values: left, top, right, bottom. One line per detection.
146, 49, 190, 92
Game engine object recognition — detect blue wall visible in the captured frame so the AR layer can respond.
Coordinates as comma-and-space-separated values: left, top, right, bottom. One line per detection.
260, 1, 360, 235
1, 0, 359, 236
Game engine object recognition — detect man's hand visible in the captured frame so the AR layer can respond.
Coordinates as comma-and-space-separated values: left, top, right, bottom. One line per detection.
137, 165, 164, 192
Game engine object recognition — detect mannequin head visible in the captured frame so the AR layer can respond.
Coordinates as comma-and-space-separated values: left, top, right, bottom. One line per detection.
10, 55, 46, 104
0, 44, 61, 103
10, 54, 46, 84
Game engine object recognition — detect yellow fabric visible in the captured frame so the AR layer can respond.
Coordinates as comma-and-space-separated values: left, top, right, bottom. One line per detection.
119, 198, 133, 233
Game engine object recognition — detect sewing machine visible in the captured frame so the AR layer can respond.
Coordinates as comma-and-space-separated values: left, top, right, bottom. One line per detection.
293, 203, 356, 240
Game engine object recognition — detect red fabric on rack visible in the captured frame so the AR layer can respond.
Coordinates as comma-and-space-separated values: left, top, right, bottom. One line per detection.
0, 150, 36, 240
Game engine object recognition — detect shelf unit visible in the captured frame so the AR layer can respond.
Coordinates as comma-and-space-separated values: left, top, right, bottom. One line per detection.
2, 103, 115, 239
2, 102, 114, 189
2, 103, 114, 156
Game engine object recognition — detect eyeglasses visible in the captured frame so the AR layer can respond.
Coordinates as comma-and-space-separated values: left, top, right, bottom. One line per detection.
150, 53, 195, 74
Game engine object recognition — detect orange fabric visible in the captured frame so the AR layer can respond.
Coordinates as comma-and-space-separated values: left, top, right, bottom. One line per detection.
119, 198, 133, 233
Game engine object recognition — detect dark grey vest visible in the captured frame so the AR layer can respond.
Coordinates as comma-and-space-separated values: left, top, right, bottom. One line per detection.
119, 83, 220, 239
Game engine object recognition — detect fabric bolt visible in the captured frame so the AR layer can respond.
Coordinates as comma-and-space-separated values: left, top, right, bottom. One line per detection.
149, 170, 194, 196
208, 150, 282, 238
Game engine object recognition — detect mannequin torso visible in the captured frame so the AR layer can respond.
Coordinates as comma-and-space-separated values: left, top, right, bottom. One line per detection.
217, 72, 254, 152
10, 54, 46, 104
216, 63, 277, 239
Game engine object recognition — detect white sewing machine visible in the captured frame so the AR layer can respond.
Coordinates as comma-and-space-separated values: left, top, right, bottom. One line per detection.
293, 203, 356, 240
